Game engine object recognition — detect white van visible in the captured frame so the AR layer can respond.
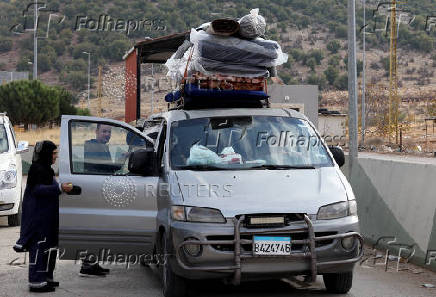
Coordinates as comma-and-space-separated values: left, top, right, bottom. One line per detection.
58, 107, 362, 296
0, 113, 28, 226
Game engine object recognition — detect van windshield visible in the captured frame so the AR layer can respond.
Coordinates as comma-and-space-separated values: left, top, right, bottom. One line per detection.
0, 124, 9, 154
170, 116, 333, 170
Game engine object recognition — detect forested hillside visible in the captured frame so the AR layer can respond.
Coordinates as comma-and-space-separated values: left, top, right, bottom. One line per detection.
0, 0, 435, 94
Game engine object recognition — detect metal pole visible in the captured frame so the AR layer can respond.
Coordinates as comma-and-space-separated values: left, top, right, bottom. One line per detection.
348, 0, 359, 178
151, 63, 154, 114
136, 51, 141, 121
361, 0, 366, 144
33, 0, 37, 80
87, 53, 90, 109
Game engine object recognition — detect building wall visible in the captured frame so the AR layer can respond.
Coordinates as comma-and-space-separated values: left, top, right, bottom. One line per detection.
268, 84, 318, 126
0, 71, 29, 84
318, 115, 347, 146
125, 51, 138, 123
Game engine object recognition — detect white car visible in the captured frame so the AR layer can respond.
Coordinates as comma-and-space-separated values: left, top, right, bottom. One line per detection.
0, 113, 28, 226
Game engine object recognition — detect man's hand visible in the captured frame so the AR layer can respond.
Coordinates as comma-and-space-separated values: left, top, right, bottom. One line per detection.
61, 183, 73, 193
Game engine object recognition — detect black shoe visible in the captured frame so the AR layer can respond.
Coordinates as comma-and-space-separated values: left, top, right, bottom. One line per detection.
79, 264, 107, 277
47, 281, 59, 287
95, 264, 110, 274
13, 244, 27, 253
29, 285, 55, 293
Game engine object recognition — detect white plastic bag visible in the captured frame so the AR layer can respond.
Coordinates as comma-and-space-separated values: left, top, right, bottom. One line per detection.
187, 145, 222, 165
238, 8, 266, 39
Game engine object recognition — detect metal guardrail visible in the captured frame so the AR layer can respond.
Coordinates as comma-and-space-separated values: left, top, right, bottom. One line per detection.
176, 214, 364, 285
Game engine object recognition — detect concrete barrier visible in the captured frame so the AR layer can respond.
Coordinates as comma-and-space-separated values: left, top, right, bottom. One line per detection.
343, 153, 436, 271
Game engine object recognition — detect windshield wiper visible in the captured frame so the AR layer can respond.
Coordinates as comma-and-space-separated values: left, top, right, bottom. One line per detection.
177, 164, 229, 171
249, 165, 316, 170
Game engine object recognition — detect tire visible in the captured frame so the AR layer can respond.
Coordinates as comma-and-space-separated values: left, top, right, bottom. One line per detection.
323, 272, 353, 294
8, 196, 22, 227
141, 246, 158, 267
160, 233, 187, 297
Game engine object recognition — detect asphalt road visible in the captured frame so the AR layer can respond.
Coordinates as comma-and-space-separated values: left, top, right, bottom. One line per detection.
0, 220, 435, 297
1, 177, 435, 296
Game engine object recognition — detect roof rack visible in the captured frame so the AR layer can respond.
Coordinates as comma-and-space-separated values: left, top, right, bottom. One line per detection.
168, 97, 270, 111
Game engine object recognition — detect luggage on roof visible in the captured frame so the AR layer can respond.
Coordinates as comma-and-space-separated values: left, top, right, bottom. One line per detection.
163, 9, 287, 110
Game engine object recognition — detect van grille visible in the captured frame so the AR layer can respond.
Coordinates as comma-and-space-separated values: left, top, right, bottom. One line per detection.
207, 232, 337, 253
243, 213, 306, 228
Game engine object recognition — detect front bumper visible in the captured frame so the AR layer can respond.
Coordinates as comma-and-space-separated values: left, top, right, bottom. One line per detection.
171, 215, 363, 283
0, 187, 20, 216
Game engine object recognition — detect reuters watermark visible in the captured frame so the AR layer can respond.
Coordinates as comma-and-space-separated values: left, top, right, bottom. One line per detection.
145, 183, 233, 199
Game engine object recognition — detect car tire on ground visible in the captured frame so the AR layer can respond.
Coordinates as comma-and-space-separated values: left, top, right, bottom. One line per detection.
160, 233, 187, 297
8, 197, 22, 227
323, 271, 353, 294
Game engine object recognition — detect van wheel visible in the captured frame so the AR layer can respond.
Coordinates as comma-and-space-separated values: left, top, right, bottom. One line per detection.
141, 246, 158, 267
8, 198, 22, 227
323, 272, 353, 294
161, 234, 187, 297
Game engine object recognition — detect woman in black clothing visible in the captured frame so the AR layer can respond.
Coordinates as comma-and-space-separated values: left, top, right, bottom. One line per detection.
14, 140, 72, 293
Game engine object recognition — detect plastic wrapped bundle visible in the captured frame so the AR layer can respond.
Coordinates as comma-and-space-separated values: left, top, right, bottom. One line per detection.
165, 26, 288, 80
238, 8, 266, 39
207, 19, 240, 36
189, 29, 287, 77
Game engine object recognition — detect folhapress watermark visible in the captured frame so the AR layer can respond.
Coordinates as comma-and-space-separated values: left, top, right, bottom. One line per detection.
425, 15, 436, 33
74, 15, 166, 36
360, 235, 436, 272
10, 2, 166, 37
75, 249, 168, 269
256, 131, 346, 149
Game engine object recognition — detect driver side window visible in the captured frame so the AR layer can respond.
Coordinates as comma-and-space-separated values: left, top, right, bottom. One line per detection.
70, 121, 147, 175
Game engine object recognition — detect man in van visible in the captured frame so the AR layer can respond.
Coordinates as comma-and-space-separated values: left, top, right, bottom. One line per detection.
84, 124, 116, 174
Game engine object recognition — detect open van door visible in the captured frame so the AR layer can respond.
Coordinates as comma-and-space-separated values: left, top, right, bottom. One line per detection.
58, 115, 158, 260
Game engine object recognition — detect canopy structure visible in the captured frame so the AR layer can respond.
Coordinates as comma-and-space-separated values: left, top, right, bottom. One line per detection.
123, 32, 189, 122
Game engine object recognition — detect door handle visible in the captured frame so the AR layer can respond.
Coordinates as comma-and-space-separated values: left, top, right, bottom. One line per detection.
67, 185, 82, 195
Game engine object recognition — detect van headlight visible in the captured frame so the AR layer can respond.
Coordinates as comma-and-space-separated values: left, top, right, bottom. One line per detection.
0, 169, 17, 190
317, 200, 357, 220
171, 206, 226, 223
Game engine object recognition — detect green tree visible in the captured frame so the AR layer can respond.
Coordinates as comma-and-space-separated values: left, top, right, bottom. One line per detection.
290, 48, 306, 62
328, 55, 341, 67
306, 72, 327, 90
16, 57, 32, 71
327, 40, 341, 54
38, 54, 52, 73
0, 38, 12, 53
56, 87, 78, 123
0, 80, 59, 127
357, 59, 363, 77
306, 57, 317, 71
64, 71, 89, 90
334, 74, 348, 90
306, 49, 324, 65
77, 108, 91, 116
324, 66, 339, 85
104, 39, 131, 61
335, 25, 348, 39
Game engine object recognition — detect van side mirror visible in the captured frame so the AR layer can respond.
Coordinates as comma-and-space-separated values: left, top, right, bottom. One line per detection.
17, 141, 29, 154
128, 149, 157, 176
329, 146, 345, 167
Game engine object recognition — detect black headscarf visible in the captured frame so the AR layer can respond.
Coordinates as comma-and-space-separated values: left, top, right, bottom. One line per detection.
26, 140, 57, 189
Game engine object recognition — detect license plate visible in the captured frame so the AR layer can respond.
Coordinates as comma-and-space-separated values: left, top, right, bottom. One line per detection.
253, 236, 291, 255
